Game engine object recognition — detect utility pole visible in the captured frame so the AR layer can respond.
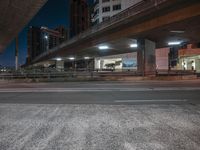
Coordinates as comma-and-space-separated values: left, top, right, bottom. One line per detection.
15, 36, 19, 71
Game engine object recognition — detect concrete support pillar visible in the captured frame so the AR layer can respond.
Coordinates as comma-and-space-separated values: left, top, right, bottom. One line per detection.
56, 60, 64, 71
196, 59, 200, 73
137, 39, 156, 76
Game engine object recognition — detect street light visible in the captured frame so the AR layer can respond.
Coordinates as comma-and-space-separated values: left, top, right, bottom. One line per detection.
56, 58, 62, 61
44, 35, 48, 39
84, 56, 90, 60
68, 57, 76, 71
98, 45, 109, 50
44, 35, 49, 50
69, 57, 75, 60
130, 44, 138, 48
168, 41, 182, 46
170, 30, 185, 34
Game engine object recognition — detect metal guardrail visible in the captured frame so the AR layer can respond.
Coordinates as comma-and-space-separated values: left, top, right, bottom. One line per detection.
0, 70, 197, 80
0, 71, 141, 80
33, 0, 168, 62
156, 70, 196, 76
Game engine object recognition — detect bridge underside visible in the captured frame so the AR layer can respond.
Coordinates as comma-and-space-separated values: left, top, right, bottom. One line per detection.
33, 1, 200, 62
0, 0, 47, 53
75, 15, 200, 58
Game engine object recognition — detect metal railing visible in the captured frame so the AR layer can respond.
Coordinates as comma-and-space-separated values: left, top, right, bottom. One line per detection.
33, 0, 168, 62
156, 69, 196, 76
0, 70, 140, 80
0, 69, 197, 80
80, 0, 168, 38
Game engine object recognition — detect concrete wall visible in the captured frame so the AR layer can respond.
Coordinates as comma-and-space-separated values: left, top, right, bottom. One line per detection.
145, 40, 156, 74
156, 48, 170, 70
56, 60, 64, 71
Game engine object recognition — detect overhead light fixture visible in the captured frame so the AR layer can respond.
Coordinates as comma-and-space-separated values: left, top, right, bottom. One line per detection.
130, 44, 138, 48
44, 35, 48, 39
98, 45, 109, 50
56, 58, 62, 61
69, 57, 75, 60
84, 56, 90, 60
170, 30, 185, 34
168, 41, 182, 46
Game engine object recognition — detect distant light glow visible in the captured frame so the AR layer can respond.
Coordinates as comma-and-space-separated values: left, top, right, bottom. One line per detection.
56, 58, 62, 61
168, 41, 182, 46
84, 57, 90, 60
44, 35, 48, 39
170, 30, 185, 34
69, 57, 75, 60
130, 44, 138, 48
98, 45, 109, 50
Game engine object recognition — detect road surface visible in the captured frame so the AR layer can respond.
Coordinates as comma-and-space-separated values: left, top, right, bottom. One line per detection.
0, 80, 200, 149
0, 80, 199, 104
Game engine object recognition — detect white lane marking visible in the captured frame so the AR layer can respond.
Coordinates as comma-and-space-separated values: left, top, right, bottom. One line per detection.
0, 87, 200, 93
115, 99, 188, 103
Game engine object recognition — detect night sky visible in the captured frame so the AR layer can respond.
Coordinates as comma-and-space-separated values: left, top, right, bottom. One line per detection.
0, 0, 93, 67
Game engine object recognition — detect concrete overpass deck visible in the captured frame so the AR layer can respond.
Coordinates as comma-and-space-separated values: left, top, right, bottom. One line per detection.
0, 0, 47, 53
33, 0, 200, 63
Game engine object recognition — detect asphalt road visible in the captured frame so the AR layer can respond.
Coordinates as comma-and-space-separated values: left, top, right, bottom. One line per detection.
0, 80, 200, 105
1, 104, 200, 150
1, 80, 200, 149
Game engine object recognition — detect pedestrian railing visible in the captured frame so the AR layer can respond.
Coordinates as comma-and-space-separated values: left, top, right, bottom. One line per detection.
0, 71, 141, 80
0, 69, 197, 80
156, 69, 196, 76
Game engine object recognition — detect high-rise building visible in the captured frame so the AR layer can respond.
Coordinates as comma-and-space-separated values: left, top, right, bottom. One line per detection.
70, 0, 89, 37
40, 27, 63, 50
27, 26, 68, 64
27, 27, 41, 64
55, 26, 69, 43
92, 0, 142, 25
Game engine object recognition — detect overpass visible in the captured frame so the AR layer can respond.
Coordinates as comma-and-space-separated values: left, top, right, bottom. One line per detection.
32, 0, 200, 74
0, 0, 47, 53
31, 0, 200, 75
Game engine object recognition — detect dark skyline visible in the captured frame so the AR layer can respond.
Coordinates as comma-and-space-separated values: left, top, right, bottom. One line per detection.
0, 0, 93, 67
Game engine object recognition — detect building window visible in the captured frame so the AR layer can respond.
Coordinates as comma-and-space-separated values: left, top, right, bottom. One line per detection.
113, 4, 121, 11
102, 0, 110, 2
102, 6, 110, 12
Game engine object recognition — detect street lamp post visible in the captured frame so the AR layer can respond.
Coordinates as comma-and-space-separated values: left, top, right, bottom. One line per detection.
44, 35, 49, 51
15, 37, 19, 71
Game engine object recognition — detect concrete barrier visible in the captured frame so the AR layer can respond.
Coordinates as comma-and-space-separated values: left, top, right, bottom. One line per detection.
0, 74, 198, 83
